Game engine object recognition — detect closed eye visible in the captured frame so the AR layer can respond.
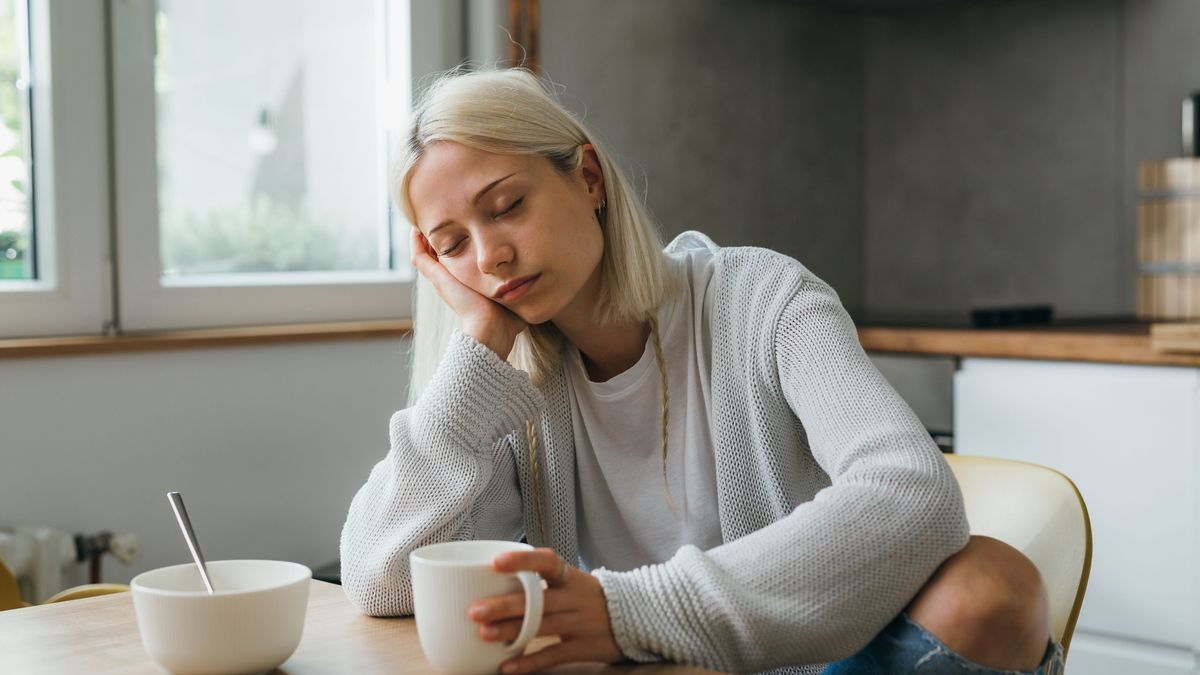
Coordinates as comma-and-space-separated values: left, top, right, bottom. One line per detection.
439, 238, 466, 257
496, 197, 523, 218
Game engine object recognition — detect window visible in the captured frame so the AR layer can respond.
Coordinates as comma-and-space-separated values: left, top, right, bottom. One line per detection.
112, 0, 419, 330
0, 0, 463, 338
0, 0, 110, 338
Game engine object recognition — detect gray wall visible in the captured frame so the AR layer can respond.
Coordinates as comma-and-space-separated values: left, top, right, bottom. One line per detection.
538, 0, 866, 311
862, 0, 1200, 320
0, 340, 408, 583
534, 0, 1200, 321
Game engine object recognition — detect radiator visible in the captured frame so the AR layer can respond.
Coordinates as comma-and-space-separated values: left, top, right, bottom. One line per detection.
0, 526, 82, 604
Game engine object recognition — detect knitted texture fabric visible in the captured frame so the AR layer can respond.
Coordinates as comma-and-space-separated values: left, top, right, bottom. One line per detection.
339, 231, 969, 673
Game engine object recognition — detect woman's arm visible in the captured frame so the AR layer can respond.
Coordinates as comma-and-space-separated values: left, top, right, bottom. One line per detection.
592, 273, 969, 671
339, 329, 543, 616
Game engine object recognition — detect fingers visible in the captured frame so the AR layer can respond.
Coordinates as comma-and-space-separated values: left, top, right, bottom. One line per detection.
478, 609, 577, 643
470, 586, 571, 622
500, 642, 588, 675
492, 547, 564, 579
409, 228, 442, 277
408, 228, 478, 309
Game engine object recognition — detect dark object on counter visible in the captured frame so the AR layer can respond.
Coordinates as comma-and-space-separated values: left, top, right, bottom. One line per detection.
929, 430, 953, 453
1186, 91, 1200, 157
969, 305, 1054, 328
314, 560, 341, 585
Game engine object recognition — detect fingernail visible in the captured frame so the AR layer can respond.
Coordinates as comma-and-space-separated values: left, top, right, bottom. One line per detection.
502, 663, 518, 674
469, 607, 485, 620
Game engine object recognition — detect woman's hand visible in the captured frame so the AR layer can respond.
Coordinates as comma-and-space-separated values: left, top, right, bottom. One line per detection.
469, 547, 623, 674
410, 229, 527, 360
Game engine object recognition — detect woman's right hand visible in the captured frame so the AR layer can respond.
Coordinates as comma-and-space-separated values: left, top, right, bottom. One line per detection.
410, 229, 528, 360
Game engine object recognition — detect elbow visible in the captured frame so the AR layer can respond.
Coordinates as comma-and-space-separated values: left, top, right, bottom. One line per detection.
920, 460, 972, 562
340, 564, 414, 617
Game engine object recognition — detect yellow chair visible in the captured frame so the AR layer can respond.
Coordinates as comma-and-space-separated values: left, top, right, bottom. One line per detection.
44, 583, 130, 603
945, 454, 1092, 660
0, 558, 30, 610
0, 558, 129, 609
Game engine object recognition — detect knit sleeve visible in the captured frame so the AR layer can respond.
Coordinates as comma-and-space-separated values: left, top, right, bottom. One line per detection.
593, 276, 969, 672
339, 330, 543, 616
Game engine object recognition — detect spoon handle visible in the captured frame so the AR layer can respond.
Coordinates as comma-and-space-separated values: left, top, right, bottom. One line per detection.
167, 491, 215, 594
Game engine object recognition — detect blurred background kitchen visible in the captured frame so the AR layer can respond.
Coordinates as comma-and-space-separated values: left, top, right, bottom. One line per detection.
1, 1, 1198, 673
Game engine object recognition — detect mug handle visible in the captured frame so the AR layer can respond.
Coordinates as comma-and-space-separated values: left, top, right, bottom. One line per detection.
503, 570, 544, 655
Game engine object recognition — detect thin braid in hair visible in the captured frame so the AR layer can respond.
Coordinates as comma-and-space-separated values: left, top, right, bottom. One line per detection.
525, 419, 547, 543
647, 314, 678, 518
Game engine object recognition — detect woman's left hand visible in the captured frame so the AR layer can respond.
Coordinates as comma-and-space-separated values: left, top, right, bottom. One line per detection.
469, 547, 623, 674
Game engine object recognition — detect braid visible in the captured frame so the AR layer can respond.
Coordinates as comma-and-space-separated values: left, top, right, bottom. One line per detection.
525, 419, 547, 544
647, 315, 677, 518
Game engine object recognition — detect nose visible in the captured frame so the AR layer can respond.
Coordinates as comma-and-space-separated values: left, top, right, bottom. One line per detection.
474, 230, 514, 275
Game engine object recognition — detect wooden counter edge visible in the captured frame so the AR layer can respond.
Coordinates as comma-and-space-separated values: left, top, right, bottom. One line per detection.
1150, 323, 1200, 354
858, 325, 1200, 367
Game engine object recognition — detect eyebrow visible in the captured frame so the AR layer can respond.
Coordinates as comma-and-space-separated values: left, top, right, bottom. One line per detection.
427, 173, 517, 236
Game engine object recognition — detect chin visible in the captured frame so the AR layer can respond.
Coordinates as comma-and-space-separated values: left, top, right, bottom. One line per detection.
518, 309, 557, 326
514, 301, 562, 326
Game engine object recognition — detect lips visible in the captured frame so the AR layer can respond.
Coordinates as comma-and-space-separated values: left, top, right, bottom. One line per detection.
493, 274, 540, 301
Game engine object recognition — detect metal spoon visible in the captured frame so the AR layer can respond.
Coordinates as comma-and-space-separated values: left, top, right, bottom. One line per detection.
167, 491, 215, 594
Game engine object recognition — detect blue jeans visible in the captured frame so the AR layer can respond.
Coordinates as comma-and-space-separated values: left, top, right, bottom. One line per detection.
821, 613, 1065, 674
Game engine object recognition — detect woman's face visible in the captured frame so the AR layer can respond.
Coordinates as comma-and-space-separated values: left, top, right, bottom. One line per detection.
408, 141, 606, 325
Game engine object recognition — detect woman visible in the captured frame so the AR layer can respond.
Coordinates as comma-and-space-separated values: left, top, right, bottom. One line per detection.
340, 68, 1061, 674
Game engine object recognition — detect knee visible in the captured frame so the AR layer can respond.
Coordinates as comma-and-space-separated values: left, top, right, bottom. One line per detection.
937, 536, 1047, 631
907, 536, 1050, 669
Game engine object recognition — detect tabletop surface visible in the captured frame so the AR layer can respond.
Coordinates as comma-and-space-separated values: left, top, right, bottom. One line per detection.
0, 580, 718, 674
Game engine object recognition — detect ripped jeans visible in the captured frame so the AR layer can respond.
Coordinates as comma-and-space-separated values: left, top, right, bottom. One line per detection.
821, 613, 1065, 674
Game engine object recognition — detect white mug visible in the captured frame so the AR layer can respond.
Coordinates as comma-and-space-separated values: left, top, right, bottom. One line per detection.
410, 540, 544, 675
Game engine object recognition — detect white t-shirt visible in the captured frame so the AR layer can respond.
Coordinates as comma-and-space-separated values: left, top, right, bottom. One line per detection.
566, 255, 724, 573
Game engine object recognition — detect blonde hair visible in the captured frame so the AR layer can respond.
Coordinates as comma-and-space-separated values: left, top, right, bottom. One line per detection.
396, 68, 676, 398
394, 68, 680, 533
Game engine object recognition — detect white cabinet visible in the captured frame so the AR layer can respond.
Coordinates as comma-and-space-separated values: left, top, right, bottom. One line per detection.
954, 358, 1200, 674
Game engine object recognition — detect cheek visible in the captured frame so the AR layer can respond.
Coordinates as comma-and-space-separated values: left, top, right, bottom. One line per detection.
577, 218, 605, 270
441, 258, 488, 295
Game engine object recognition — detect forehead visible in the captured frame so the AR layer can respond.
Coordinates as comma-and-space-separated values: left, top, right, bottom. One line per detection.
408, 142, 537, 232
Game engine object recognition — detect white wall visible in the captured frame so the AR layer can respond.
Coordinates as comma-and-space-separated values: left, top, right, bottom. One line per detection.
0, 338, 409, 583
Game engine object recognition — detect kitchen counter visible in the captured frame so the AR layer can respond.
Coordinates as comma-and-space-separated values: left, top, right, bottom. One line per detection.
857, 323, 1200, 367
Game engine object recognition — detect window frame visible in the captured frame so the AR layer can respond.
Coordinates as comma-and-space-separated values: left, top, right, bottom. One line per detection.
0, 0, 112, 338
108, 0, 460, 331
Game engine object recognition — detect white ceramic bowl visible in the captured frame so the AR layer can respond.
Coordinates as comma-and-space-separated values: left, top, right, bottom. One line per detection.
131, 559, 311, 675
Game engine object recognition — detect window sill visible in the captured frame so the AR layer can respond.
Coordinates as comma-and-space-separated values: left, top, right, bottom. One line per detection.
0, 319, 413, 360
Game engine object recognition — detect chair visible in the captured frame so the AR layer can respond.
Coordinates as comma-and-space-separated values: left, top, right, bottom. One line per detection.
944, 454, 1092, 660
0, 558, 129, 609
44, 584, 130, 603
0, 558, 30, 610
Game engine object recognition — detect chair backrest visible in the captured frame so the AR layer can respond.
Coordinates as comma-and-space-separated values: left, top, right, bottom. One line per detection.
0, 558, 29, 611
44, 583, 130, 604
944, 454, 1092, 658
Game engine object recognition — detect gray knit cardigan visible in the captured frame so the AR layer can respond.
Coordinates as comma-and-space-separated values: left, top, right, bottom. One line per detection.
340, 232, 969, 673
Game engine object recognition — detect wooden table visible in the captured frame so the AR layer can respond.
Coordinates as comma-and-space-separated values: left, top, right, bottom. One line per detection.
0, 580, 716, 674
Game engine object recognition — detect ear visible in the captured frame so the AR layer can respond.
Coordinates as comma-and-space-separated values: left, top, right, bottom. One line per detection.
579, 144, 606, 209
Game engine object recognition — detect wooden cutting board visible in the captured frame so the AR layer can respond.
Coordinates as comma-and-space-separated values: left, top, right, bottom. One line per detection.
1151, 323, 1200, 353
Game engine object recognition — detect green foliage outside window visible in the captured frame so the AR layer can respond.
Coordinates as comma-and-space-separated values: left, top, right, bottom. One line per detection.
0, 0, 30, 280
160, 196, 378, 276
